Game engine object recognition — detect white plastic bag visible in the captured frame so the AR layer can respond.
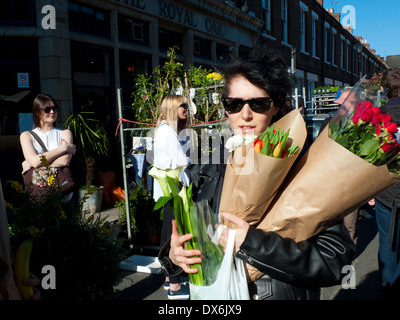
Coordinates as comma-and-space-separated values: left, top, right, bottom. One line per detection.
189, 228, 250, 300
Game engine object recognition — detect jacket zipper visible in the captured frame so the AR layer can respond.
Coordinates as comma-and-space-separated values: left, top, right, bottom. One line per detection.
237, 250, 295, 281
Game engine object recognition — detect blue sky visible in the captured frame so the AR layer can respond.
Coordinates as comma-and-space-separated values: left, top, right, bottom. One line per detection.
323, 0, 400, 58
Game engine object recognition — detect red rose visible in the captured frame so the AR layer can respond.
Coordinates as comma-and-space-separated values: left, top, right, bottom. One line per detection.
381, 143, 394, 153
371, 115, 382, 126
360, 110, 373, 122
385, 122, 398, 134
351, 114, 360, 125
371, 106, 381, 115
381, 113, 393, 124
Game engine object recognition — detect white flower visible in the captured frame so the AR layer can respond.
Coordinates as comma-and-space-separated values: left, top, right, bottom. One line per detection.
225, 134, 257, 152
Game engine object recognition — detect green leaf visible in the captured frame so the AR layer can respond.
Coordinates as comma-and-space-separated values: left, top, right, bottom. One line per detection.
153, 195, 173, 211
359, 139, 380, 157
335, 136, 349, 148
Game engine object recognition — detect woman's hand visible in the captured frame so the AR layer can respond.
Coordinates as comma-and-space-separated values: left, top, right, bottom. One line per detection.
21, 160, 32, 173
61, 139, 76, 155
169, 220, 202, 274
219, 212, 250, 254
21, 272, 41, 300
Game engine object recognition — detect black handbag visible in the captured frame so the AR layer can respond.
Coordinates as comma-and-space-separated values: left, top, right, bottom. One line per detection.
22, 130, 75, 195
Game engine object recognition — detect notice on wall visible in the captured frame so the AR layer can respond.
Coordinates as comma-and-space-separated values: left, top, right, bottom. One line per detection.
17, 73, 30, 88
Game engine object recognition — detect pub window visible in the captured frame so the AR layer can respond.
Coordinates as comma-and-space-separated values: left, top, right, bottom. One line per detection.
216, 44, 229, 62
299, 2, 307, 53
281, 0, 288, 44
159, 28, 182, 53
118, 14, 149, 46
262, 0, 271, 32
0, 0, 35, 25
68, 1, 110, 37
331, 28, 337, 66
193, 37, 212, 59
311, 11, 319, 58
119, 51, 151, 108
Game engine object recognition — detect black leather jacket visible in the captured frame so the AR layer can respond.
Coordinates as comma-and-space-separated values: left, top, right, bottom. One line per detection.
159, 162, 356, 300
237, 222, 355, 299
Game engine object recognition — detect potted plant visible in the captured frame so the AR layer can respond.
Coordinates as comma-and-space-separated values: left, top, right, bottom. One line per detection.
6, 180, 124, 300
114, 184, 162, 245
64, 112, 110, 213
128, 144, 147, 188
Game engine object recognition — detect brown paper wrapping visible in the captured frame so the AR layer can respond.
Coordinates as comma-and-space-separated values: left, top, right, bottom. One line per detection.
219, 109, 307, 228
245, 126, 400, 282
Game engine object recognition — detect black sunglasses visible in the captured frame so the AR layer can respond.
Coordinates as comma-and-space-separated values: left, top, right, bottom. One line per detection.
222, 97, 274, 114
179, 103, 188, 110
44, 106, 58, 113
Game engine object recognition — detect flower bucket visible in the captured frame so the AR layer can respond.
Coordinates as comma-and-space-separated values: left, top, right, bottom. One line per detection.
79, 186, 104, 214
129, 153, 146, 184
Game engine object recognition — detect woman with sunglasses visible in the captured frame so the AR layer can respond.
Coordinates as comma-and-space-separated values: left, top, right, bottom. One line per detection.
159, 48, 356, 300
153, 95, 191, 300
20, 94, 76, 195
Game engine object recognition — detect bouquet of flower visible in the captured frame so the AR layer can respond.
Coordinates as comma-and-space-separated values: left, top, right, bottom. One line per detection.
219, 109, 307, 228
330, 99, 400, 171
253, 124, 300, 158
247, 79, 400, 281
149, 167, 223, 287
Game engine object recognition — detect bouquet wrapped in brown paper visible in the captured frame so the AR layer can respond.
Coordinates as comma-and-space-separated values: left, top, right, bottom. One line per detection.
219, 109, 308, 228
245, 79, 400, 281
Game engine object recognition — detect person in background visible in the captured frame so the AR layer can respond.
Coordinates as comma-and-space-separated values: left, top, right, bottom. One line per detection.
20, 94, 76, 198
160, 47, 356, 300
372, 68, 400, 299
153, 95, 191, 300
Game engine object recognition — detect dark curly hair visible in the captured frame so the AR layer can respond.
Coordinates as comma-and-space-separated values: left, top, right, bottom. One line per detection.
222, 47, 294, 122
381, 68, 400, 99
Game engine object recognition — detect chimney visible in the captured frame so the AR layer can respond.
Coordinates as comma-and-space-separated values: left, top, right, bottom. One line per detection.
343, 25, 353, 34
316, 0, 323, 6
332, 12, 340, 22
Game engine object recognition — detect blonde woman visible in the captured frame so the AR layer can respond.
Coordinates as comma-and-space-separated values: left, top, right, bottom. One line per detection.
154, 95, 191, 300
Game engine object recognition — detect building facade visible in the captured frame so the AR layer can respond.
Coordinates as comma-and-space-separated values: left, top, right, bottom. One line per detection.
0, 0, 387, 139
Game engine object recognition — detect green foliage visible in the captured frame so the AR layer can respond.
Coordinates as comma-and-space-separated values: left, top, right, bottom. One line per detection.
7, 181, 124, 300
114, 184, 162, 234
64, 112, 110, 186
313, 86, 341, 94
130, 46, 224, 125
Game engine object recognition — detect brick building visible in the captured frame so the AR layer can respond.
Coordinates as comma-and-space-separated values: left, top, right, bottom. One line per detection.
0, 0, 387, 156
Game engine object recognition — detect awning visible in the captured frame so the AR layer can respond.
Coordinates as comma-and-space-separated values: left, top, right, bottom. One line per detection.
0, 90, 31, 103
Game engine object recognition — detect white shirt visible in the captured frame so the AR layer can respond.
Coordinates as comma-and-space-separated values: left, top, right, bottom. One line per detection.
30, 128, 63, 153
153, 122, 191, 200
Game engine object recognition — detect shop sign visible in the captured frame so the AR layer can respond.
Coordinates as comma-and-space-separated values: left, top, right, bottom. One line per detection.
17, 73, 29, 88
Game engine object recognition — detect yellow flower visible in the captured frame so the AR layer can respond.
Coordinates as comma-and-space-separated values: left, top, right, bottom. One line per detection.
25, 226, 45, 238
10, 181, 24, 194
47, 174, 56, 187
206, 72, 222, 81
59, 210, 67, 220
4, 200, 17, 215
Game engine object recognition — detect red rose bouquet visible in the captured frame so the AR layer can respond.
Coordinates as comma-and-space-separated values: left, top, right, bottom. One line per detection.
250, 80, 400, 281
330, 99, 400, 171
